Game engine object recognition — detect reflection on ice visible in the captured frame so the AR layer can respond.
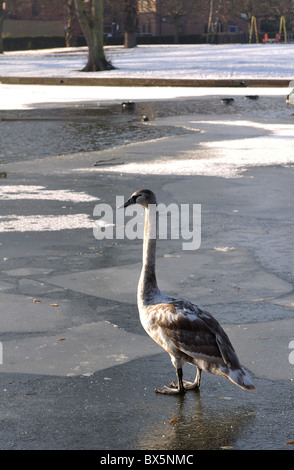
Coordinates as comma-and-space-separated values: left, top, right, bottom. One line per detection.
137, 382, 256, 450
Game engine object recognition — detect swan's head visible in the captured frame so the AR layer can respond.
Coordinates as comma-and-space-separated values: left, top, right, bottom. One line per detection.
123, 189, 157, 208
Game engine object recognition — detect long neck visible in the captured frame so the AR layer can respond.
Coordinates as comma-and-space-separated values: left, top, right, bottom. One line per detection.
138, 204, 160, 305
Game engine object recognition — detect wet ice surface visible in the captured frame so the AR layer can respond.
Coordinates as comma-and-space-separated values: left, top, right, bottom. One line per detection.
0, 94, 291, 163
1, 94, 294, 449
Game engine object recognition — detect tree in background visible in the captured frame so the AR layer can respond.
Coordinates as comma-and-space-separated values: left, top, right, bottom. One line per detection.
224, 0, 269, 30
266, 0, 294, 25
161, 0, 198, 43
74, 0, 114, 70
65, 0, 80, 47
123, 0, 137, 48
0, 0, 5, 53
104, 0, 124, 37
145, 0, 200, 43
204, 0, 237, 40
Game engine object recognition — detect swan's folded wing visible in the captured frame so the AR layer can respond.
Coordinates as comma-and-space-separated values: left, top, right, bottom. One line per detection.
156, 301, 240, 368
197, 308, 241, 368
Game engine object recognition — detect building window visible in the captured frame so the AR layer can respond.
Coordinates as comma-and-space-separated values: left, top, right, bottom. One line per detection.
141, 0, 147, 11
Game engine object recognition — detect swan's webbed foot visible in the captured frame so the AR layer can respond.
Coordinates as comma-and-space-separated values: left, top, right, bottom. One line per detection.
155, 368, 185, 395
155, 384, 185, 395
170, 379, 200, 390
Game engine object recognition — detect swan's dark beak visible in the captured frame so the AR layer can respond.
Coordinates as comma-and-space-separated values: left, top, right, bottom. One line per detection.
118, 195, 136, 209
122, 195, 136, 208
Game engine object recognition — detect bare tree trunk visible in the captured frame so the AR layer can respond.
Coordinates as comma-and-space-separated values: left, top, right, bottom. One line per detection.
74, 0, 114, 71
123, 0, 137, 48
174, 16, 180, 43
0, 0, 4, 54
124, 30, 136, 48
65, 0, 80, 47
207, 0, 214, 42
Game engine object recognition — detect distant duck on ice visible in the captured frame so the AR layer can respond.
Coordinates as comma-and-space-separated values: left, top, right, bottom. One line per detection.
221, 98, 234, 104
122, 101, 136, 110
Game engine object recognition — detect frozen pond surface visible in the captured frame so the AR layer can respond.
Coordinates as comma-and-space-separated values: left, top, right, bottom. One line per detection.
0, 93, 291, 163
0, 89, 294, 450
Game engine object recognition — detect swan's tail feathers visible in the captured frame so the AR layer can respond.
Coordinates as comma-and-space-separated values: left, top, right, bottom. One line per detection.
227, 366, 255, 391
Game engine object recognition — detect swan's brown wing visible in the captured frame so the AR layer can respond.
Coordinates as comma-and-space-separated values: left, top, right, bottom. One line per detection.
156, 300, 241, 369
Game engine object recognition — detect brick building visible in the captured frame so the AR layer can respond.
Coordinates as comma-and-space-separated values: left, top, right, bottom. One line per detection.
137, 0, 206, 37
3, 0, 66, 36
2, 0, 247, 40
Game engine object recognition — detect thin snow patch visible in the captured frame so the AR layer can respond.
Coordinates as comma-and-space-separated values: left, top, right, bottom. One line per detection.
0, 214, 95, 232
0, 185, 98, 202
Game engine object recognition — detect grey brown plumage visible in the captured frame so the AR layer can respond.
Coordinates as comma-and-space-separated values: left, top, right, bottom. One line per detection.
123, 189, 255, 394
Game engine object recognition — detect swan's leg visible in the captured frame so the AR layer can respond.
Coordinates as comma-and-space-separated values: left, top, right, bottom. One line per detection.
183, 367, 202, 390
170, 367, 201, 390
155, 368, 185, 395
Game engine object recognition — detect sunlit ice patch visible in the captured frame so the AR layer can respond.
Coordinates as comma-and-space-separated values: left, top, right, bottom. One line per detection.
0, 185, 98, 203
0, 214, 95, 232
0, 185, 99, 232
82, 120, 294, 179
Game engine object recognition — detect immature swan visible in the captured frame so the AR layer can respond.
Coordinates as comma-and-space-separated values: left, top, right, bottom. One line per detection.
123, 189, 255, 394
